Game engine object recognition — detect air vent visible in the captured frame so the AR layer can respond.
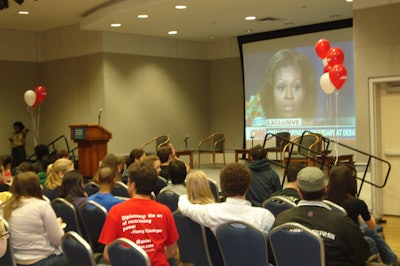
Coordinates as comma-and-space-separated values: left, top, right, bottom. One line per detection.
258, 17, 279, 22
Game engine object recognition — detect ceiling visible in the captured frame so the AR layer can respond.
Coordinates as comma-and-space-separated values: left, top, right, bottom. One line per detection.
0, 0, 397, 42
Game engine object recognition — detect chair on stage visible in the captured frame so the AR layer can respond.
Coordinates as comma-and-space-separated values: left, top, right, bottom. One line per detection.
61, 231, 97, 266
263, 132, 291, 160
0, 217, 16, 266
156, 189, 180, 212
198, 133, 226, 168
262, 196, 297, 217
107, 237, 151, 266
111, 181, 130, 198
269, 222, 325, 266
141, 134, 170, 154
282, 133, 322, 167
50, 197, 82, 235
78, 200, 108, 253
84, 181, 100, 197
216, 221, 268, 266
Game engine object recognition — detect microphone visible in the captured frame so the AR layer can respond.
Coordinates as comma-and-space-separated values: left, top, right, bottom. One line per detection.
98, 108, 103, 125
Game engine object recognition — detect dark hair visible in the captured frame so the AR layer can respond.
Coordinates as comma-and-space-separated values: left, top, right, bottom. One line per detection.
12, 161, 34, 175
59, 170, 85, 203
286, 163, 305, 182
299, 188, 325, 201
326, 164, 356, 206
126, 149, 145, 167
168, 160, 186, 184
34, 144, 50, 161
157, 146, 171, 163
41, 153, 58, 172
13, 121, 25, 131
250, 145, 267, 160
127, 160, 157, 195
56, 149, 69, 159
220, 163, 251, 197
0, 154, 12, 167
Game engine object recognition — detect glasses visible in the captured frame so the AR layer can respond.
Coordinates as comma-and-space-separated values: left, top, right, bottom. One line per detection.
0, 232, 9, 239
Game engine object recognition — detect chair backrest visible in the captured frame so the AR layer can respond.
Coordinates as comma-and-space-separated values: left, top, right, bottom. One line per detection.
275, 132, 291, 148
84, 181, 100, 197
61, 231, 96, 266
111, 181, 130, 198
208, 178, 221, 202
156, 189, 179, 212
107, 237, 151, 266
269, 222, 325, 266
78, 200, 107, 253
173, 211, 214, 266
50, 197, 82, 234
213, 133, 225, 152
216, 221, 268, 266
322, 200, 347, 215
262, 196, 297, 217
297, 134, 321, 157
0, 217, 16, 266
141, 135, 170, 151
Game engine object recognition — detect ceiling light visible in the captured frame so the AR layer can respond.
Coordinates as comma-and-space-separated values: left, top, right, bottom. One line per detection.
137, 14, 149, 19
245, 16, 256, 21
168, 31, 178, 35
175, 5, 187, 9
110, 23, 121, 28
18, 11, 29, 15
346, 0, 353, 2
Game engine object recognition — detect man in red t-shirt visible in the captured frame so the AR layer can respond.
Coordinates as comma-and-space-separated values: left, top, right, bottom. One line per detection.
99, 160, 179, 266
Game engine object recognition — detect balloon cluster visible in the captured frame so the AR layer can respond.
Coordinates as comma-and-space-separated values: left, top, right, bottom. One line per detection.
24, 86, 47, 107
315, 39, 347, 94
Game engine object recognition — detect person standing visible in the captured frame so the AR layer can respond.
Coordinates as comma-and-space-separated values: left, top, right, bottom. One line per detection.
9, 121, 29, 170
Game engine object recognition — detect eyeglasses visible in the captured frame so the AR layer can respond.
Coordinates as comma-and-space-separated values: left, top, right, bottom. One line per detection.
0, 232, 9, 239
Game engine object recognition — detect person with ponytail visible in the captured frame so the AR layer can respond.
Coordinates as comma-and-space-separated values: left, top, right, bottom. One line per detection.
43, 158, 74, 201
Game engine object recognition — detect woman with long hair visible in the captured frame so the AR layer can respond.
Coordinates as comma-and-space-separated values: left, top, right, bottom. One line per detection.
0, 172, 69, 266
186, 170, 215, 205
43, 158, 74, 201
59, 170, 87, 209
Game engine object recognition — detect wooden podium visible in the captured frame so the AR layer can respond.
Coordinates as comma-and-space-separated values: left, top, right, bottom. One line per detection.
69, 124, 112, 178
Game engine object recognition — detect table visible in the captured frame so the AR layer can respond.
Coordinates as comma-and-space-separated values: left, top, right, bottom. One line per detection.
234, 149, 251, 163
317, 154, 354, 167
175, 150, 194, 168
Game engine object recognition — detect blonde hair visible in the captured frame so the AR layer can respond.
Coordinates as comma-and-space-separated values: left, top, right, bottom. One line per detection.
186, 170, 215, 204
44, 158, 73, 190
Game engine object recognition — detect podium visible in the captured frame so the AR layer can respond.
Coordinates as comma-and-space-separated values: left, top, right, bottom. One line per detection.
69, 124, 112, 178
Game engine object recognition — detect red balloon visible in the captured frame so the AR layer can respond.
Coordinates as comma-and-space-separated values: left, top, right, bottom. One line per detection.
315, 39, 331, 59
33, 85, 47, 106
326, 47, 344, 66
323, 65, 332, 73
329, 64, 347, 90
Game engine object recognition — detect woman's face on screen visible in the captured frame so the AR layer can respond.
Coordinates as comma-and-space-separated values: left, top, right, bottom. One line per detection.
272, 65, 306, 118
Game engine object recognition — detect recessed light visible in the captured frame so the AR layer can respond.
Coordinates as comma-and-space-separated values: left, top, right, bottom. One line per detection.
168, 31, 178, 35
18, 11, 29, 15
175, 5, 187, 9
110, 23, 121, 27
245, 16, 256, 21
209, 35, 216, 39
346, 0, 353, 2
137, 14, 149, 19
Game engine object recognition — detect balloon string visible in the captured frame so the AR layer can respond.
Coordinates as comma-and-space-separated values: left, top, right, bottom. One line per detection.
334, 90, 339, 165
36, 105, 40, 146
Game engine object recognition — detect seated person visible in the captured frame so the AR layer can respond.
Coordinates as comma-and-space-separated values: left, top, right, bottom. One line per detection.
145, 155, 167, 196
178, 163, 275, 234
59, 170, 87, 209
37, 153, 58, 187
160, 159, 187, 195
32, 144, 50, 173
158, 144, 190, 181
271, 163, 304, 204
43, 158, 74, 201
87, 166, 124, 211
121, 149, 146, 184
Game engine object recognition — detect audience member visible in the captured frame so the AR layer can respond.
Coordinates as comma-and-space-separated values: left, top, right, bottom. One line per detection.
43, 158, 74, 201
160, 159, 187, 195
0, 154, 13, 182
87, 166, 124, 211
37, 152, 58, 186
93, 154, 122, 183
246, 145, 281, 206
0, 163, 10, 192
59, 170, 87, 209
121, 149, 146, 184
271, 163, 304, 204
271, 166, 371, 266
178, 163, 275, 234
12, 161, 34, 176
158, 144, 190, 181
32, 144, 50, 173
185, 170, 215, 205
55, 149, 69, 159
0, 219, 7, 258
326, 164, 399, 266
0, 171, 69, 265
9, 121, 29, 170
145, 155, 168, 196
99, 160, 179, 266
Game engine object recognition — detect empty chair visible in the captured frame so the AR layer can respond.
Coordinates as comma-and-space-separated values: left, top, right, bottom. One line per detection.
198, 133, 226, 168
61, 231, 97, 266
0, 217, 16, 266
269, 222, 325, 266
156, 189, 180, 212
262, 196, 297, 217
107, 237, 151, 266
51, 197, 82, 235
78, 200, 108, 253
141, 135, 170, 154
263, 132, 290, 160
84, 181, 100, 197
111, 181, 130, 198
282, 133, 322, 167
216, 221, 268, 266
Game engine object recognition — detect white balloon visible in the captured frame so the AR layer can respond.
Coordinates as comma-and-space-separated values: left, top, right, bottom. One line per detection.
322, 57, 328, 67
320, 73, 336, 94
24, 90, 36, 106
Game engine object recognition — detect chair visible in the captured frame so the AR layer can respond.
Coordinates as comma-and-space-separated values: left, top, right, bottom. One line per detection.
262, 196, 297, 217
107, 237, 151, 266
50, 198, 82, 235
281, 133, 322, 167
269, 222, 325, 266
84, 181, 100, 197
0, 217, 16, 266
208, 177, 221, 202
78, 200, 107, 253
111, 181, 130, 198
153, 176, 168, 196
173, 211, 218, 266
198, 133, 226, 168
215, 221, 268, 266
61, 231, 97, 266
263, 132, 290, 160
141, 134, 170, 154
322, 200, 347, 215
156, 189, 179, 212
